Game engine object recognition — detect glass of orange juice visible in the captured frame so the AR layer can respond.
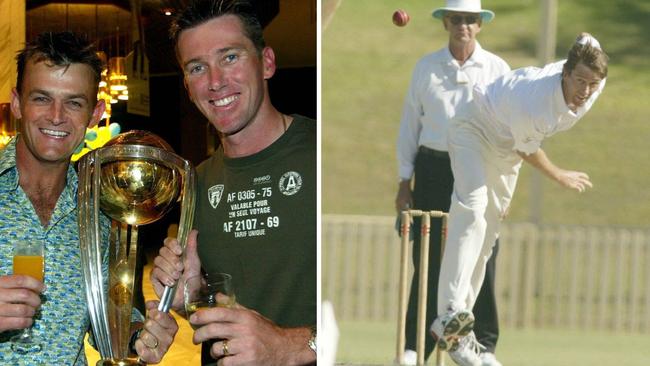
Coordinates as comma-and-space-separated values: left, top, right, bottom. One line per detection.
11, 240, 44, 353
184, 273, 235, 330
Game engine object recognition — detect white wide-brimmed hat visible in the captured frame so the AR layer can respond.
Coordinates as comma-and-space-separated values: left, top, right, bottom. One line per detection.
432, 0, 495, 23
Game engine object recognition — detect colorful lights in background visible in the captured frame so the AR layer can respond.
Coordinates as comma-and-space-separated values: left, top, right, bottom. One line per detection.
0, 103, 16, 149
97, 51, 129, 117
71, 122, 121, 162
108, 56, 129, 103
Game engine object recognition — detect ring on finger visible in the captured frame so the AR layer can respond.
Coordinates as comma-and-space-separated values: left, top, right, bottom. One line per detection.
222, 339, 230, 356
145, 334, 159, 349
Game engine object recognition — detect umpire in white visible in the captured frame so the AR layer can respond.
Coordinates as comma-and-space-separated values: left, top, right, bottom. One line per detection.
395, 1, 508, 365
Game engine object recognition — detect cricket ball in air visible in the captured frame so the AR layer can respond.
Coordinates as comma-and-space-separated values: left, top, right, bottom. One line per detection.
392, 9, 410, 27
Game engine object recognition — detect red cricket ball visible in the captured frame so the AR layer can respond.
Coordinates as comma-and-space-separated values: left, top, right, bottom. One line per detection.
392, 9, 410, 27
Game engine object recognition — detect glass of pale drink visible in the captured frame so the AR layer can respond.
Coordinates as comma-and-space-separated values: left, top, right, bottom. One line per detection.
11, 240, 44, 353
184, 272, 235, 329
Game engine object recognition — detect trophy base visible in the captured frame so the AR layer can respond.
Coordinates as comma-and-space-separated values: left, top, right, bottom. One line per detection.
96, 358, 144, 366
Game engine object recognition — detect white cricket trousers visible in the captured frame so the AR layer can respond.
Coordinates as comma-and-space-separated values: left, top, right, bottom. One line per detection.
437, 119, 522, 315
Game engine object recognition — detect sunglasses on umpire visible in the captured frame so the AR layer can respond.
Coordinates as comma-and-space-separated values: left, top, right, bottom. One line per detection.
446, 14, 480, 25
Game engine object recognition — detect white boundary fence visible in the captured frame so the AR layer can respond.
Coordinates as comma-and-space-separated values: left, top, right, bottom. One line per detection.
322, 214, 650, 333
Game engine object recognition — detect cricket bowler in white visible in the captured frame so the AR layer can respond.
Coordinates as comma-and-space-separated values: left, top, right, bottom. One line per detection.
430, 33, 608, 365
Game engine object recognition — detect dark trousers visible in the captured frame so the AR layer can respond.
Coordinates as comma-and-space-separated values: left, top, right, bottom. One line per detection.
404, 147, 500, 357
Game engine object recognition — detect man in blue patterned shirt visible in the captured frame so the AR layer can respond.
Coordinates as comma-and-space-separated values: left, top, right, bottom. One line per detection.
0, 31, 178, 365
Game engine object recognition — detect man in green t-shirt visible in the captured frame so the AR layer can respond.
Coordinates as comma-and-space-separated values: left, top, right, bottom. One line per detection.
149, 1, 316, 365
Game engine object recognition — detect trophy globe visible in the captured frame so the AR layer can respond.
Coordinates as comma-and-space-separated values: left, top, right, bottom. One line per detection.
99, 131, 181, 226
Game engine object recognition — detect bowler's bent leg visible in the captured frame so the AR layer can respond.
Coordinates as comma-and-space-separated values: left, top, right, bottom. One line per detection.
437, 125, 489, 315
466, 155, 521, 353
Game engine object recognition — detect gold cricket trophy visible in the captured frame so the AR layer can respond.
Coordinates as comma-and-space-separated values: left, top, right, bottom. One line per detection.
78, 130, 195, 365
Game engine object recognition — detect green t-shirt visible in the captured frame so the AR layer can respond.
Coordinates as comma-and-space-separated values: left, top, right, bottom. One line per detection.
194, 115, 316, 330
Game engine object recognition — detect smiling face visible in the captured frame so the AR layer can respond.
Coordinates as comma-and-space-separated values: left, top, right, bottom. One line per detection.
562, 62, 603, 110
443, 11, 482, 45
178, 15, 275, 136
11, 59, 104, 166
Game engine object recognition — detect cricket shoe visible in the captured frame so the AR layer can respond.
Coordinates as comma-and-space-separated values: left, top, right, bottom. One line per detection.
479, 352, 503, 366
429, 308, 475, 351
447, 332, 485, 366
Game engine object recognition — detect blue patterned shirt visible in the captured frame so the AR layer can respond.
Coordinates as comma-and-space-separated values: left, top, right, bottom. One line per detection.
0, 137, 132, 365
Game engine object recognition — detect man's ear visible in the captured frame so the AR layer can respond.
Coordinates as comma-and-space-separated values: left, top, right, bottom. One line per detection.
262, 46, 277, 80
88, 99, 106, 128
10, 88, 22, 120
183, 77, 194, 102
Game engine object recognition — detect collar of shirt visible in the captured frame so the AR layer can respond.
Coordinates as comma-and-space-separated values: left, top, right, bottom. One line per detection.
0, 137, 20, 191
0, 135, 79, 213
442, 41, 487, 70
548, 70, 577, 135
553, 68, 572, 114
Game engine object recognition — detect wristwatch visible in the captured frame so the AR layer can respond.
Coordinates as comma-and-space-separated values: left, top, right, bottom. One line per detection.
308, 325, 317, 353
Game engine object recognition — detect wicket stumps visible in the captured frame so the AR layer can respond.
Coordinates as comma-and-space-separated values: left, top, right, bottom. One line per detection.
396, 209, 448, 366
